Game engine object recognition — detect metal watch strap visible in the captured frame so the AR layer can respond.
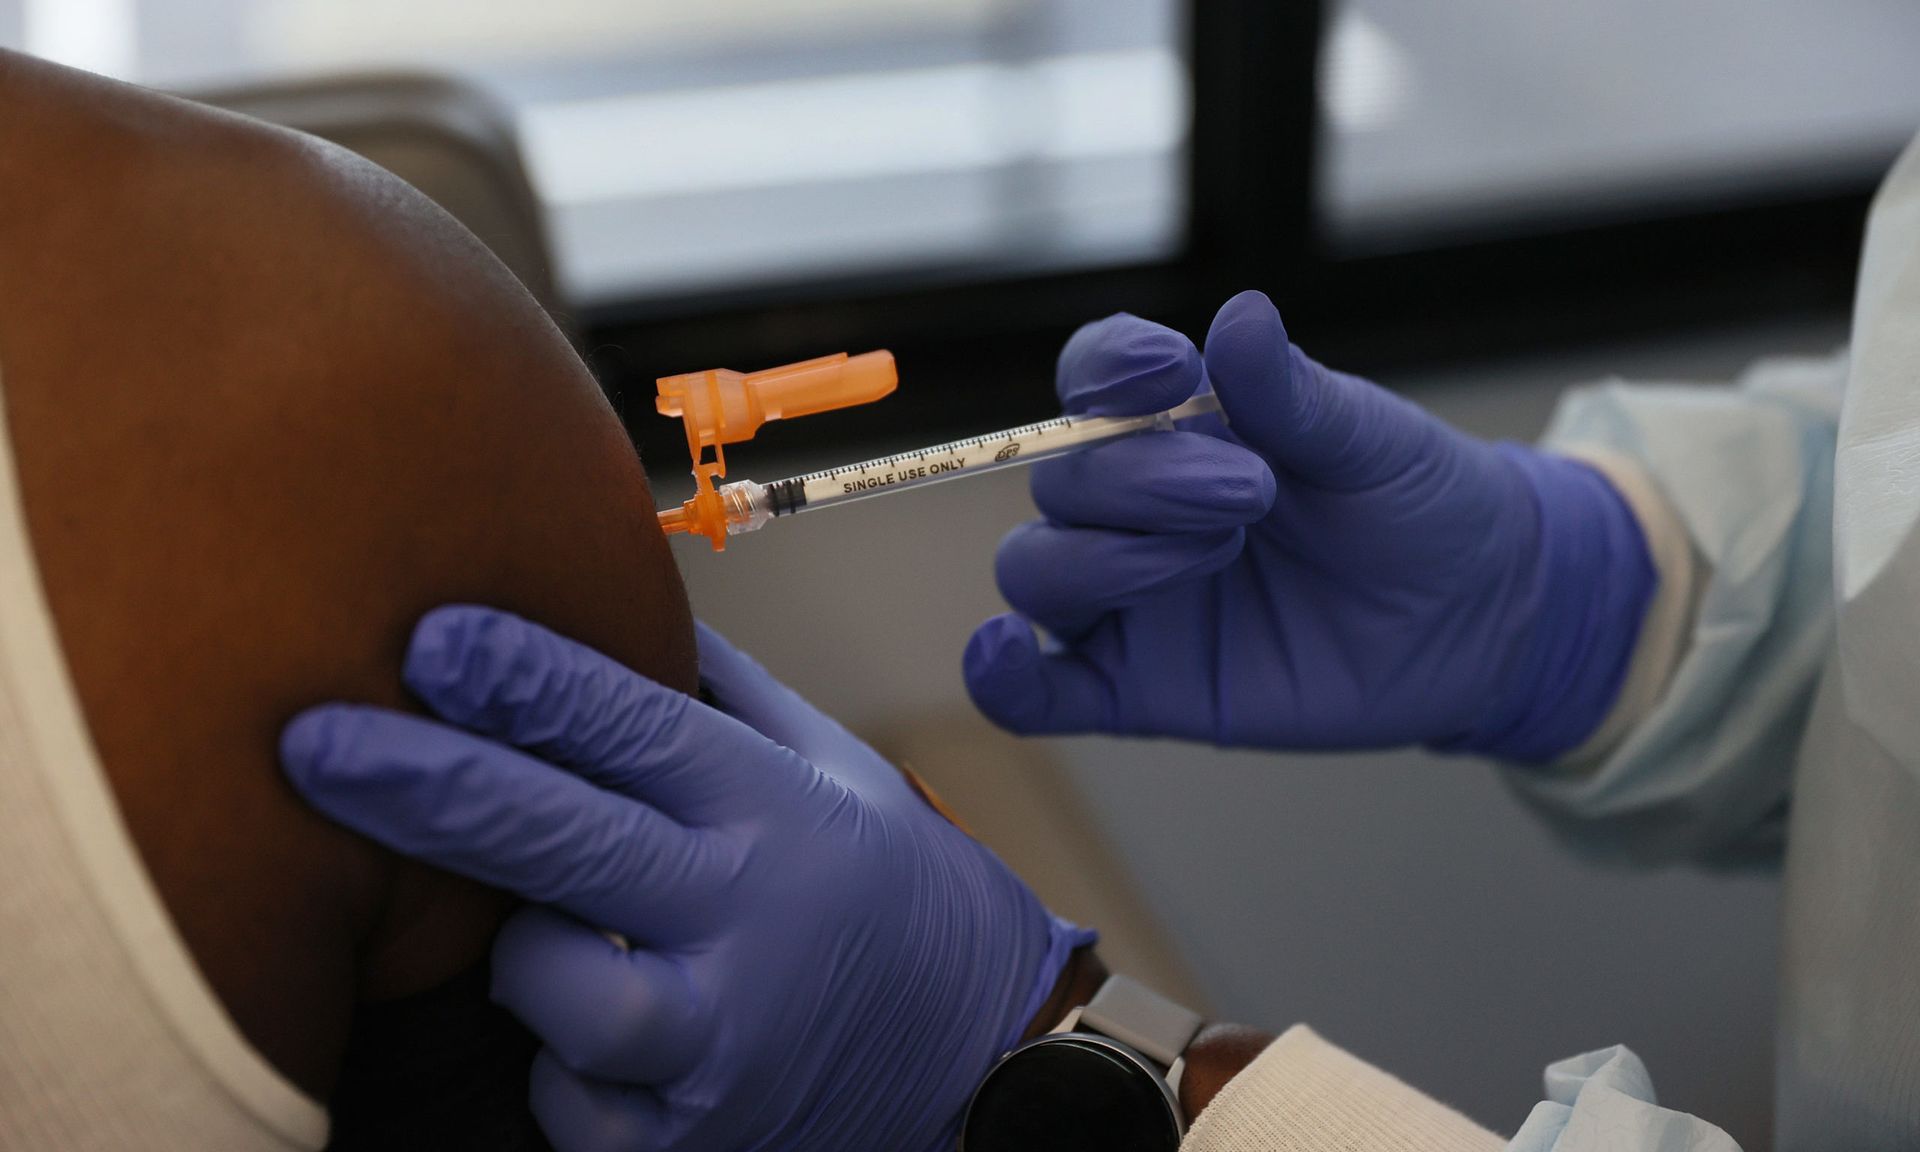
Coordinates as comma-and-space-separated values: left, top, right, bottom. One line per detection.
1077, 976, 1203, 1069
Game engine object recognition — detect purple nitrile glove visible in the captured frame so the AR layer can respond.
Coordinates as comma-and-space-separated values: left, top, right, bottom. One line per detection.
965, 290, 1656, 762
283, 606, 1092, 1152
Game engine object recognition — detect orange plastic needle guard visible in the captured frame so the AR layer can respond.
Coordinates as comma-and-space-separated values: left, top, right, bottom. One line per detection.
656, 351, 897, 550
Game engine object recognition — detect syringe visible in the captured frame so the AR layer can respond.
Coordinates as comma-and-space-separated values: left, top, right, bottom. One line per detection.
659, 393, 1223, 546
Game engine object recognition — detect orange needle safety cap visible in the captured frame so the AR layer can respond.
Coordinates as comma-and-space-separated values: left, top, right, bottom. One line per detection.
655, 351, 897, 550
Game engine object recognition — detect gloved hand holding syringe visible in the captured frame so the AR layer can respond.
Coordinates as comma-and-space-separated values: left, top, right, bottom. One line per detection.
654, 349, 1222, 550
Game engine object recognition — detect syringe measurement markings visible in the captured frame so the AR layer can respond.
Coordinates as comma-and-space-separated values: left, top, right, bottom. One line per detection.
792, 414, 1082, 484
670, 394, 1218, 543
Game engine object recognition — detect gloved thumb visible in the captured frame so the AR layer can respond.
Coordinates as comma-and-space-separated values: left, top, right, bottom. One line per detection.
1055, 312, 1204, 416
694, 622, 905, 798
1204, 290, 1433, 490
964, 614, 1114, 735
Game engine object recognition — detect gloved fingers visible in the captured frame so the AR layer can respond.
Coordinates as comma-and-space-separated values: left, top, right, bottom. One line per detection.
1030, 432, 1275, 531
1204, 290, 1437, 491
694, 621, 914, 799
1056, 312, 1203, 415
403, 605, 750, 819
964, 614, 1116, 734
693, 623, 838, 754
529, 1049, 672, 1152
491, 906, 705, 1085
281, 705, 724, 934
995, 521, 1244, 637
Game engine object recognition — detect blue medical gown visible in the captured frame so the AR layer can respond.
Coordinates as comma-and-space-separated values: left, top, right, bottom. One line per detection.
1512, 358, 1843, 869
1499, 131, 1920, 1152
1495, 355, 1841, 1152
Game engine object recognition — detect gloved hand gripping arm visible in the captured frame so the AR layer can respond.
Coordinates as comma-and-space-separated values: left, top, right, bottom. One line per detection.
281, 607, 1093, 1152
965, 290, 1658, 762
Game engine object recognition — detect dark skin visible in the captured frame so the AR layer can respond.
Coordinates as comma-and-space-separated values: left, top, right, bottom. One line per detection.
0, 50, 695, 1097
0, 47, 1266, 1126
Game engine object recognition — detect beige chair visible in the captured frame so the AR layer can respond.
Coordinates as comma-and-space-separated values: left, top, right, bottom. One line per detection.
190, 73, 565, 327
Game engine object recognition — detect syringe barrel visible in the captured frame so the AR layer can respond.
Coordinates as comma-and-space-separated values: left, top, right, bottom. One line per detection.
773, 393, 1221, 519
678, 393, 1223, 543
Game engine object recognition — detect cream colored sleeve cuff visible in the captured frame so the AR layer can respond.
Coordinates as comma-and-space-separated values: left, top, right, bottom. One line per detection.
1551, 448, 1699, 767
1181, 1026, 1505, 1152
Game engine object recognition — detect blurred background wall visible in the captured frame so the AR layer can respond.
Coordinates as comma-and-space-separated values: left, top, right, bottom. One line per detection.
7, 3, 1920, 1148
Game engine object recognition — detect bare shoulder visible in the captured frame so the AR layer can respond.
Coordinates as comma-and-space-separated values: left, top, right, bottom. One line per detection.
0, 50, 694, 1098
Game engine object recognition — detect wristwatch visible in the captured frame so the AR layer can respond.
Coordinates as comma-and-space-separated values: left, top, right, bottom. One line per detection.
959, 975, 1202, 1151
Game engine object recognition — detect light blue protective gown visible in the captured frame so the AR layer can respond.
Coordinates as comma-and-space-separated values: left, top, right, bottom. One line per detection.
1498, 131, 1920, 1152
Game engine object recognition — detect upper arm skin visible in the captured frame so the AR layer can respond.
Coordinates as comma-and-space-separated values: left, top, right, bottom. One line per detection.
0, 52, 696, 1098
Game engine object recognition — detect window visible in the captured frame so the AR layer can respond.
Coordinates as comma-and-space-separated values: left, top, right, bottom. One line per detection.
0, 0, 1190, 305
1321, 0, 1920, 251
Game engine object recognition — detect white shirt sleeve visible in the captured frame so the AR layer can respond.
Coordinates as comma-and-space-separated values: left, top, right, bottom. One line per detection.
1183, 1028, 1743, 1152
1181, 1026, 1504, 1152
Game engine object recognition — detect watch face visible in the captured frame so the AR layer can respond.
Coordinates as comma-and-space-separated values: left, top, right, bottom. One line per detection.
961, 1036, 1182, 1152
